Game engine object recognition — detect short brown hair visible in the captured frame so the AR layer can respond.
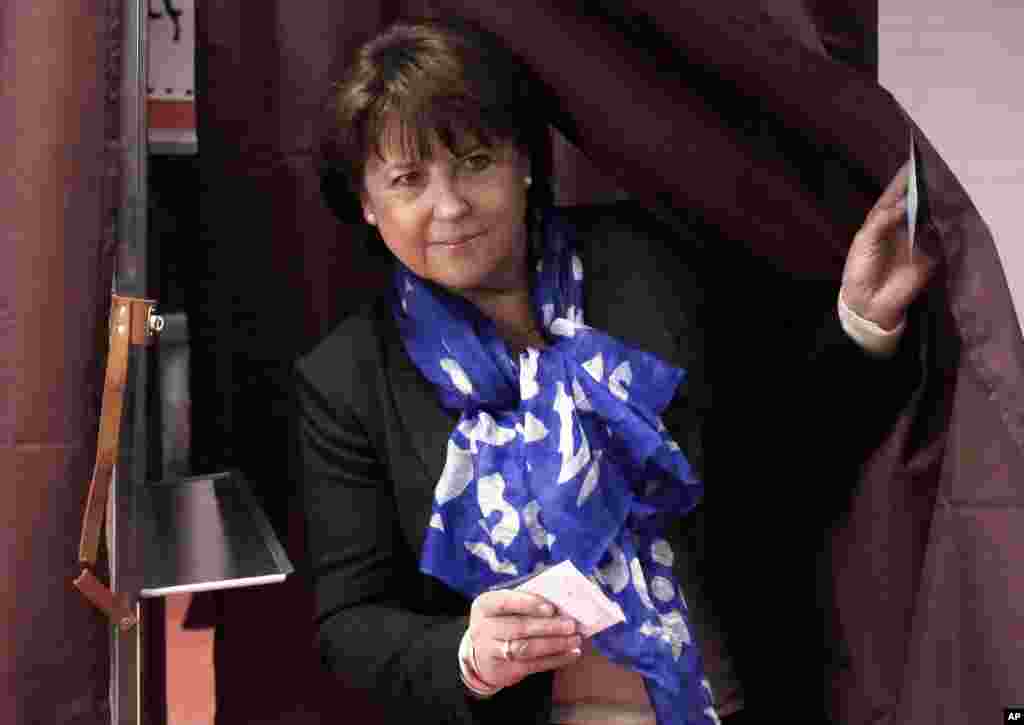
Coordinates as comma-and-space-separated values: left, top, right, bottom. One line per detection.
319, 17, 553, 231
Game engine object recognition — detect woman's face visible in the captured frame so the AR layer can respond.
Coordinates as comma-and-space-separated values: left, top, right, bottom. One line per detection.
360, 127, 531, 298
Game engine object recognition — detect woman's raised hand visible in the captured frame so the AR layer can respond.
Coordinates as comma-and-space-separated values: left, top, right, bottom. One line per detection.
840, 160, 936, 330
466, 589, 582, 690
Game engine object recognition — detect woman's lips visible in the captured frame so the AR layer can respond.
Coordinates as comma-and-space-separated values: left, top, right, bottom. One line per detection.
429, 231, 484, 248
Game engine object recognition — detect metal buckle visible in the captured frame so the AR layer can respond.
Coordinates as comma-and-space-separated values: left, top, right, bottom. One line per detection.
147, 304, 165, 336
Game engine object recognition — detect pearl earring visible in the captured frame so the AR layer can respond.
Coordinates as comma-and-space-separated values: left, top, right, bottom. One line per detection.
524, 176, 532, 187
366, 212, 376, 224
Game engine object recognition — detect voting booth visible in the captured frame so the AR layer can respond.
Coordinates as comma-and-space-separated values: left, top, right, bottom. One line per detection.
4, 2, 1023, 724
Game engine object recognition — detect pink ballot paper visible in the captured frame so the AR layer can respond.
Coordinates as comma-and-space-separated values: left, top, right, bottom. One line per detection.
515, 560, 626, 637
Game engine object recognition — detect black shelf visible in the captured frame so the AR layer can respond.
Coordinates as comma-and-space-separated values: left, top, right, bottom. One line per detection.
138, 471, 293, 597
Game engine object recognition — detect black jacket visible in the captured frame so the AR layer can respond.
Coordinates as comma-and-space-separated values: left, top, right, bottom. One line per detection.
295, 201, 917, 724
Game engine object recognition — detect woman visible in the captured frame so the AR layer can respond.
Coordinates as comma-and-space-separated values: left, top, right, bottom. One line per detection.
299, 17, 932, 725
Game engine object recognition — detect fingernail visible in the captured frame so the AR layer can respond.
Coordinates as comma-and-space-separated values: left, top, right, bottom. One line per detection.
571, 648, 582, 656
538, 603, 555, 616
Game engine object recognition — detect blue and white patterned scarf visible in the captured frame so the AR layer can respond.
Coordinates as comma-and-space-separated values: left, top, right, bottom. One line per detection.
393, 209, 717, 725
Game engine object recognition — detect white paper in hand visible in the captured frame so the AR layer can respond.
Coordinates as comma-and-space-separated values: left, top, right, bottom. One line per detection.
908, 131, 919, 251
515, 560, 625, 637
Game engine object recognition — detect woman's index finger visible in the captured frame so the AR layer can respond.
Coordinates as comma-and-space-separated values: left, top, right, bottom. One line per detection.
476, 589, 556, 617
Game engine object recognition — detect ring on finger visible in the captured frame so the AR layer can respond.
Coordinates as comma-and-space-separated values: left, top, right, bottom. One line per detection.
502, 638, 530, 661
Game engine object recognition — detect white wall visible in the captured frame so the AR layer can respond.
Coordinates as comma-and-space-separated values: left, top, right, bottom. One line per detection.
880, 2, 1024, 330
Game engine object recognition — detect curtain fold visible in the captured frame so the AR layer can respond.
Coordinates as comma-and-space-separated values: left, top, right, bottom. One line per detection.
439, 1, 856, 279
193, 2, 432, 722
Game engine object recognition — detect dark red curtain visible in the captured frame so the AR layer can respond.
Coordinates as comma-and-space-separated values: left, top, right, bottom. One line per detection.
2, 2, 121, 723
192, 3, 423, 723
193, 3, 1023, 724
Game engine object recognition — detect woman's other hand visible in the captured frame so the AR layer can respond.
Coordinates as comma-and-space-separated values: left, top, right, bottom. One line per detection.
466, 589, 582, 690
840, 160, 936, 330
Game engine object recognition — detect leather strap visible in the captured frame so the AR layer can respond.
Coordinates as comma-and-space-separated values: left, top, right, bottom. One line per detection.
73, 569, 138, 631
73, 294, 161, 629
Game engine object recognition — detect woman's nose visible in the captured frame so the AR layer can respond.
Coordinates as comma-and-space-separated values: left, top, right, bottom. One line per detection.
432, 177, 471, 220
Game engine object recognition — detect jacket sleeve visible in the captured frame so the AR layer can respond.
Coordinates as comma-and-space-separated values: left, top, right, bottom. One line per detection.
295, 359, 553, 725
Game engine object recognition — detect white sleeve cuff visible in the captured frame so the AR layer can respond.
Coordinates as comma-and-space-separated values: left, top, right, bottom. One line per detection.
837, 292, 906, 359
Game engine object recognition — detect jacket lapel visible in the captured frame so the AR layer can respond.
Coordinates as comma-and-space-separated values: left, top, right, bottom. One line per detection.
377, 300, 460, 551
